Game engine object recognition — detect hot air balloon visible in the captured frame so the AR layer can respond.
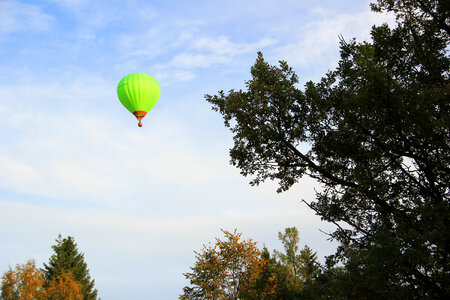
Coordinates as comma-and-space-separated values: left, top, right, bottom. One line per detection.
117, 73, 161, 127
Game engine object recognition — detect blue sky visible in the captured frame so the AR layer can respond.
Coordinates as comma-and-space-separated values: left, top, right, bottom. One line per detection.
0, 1, 394, 299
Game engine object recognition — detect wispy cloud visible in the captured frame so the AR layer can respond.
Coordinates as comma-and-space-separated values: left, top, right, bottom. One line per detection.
0, 0, 53, 36
271, 8, 395, 82
171, 36, 275, 69
113, 19, 275, 84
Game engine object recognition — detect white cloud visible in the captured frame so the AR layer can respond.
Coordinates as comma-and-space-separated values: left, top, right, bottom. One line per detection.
115, 23, 197, 60
271, 8, 396, 82
0, 0, 53, 35
0, 157, 42, 190
192, 36, 275, 57
114, 22, 275, 83
150, 68, 197, 84
171, 53, 229, 68
171, 36, 276, 69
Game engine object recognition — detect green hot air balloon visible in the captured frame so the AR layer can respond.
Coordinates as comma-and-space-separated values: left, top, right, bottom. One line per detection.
117, 73, 161, 127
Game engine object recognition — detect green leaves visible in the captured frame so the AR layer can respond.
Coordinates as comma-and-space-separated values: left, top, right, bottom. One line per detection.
42, 235, 98, 300
206, 53, 308, 194
181, 228, 322, 299
206, 0, 449, 298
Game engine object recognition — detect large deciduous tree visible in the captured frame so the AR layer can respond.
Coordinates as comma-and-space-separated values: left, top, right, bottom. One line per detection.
206, 0, 449, 298
42, 235, 98, 300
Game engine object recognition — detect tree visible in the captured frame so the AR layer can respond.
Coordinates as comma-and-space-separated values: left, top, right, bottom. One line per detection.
205, 0, 449, 298
274, 227, 301, 277
42, 235, 98, 300
274, 227, 320, 285
298, 245, 320, 285
46, 272, 83, 300
1, 267, 18, 300
1, 260, 85, 300
1, 259, 46, 300
257, 247, 302, 299
180, 229, 270, 299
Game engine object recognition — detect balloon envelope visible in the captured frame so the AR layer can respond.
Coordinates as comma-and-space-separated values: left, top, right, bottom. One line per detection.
117, 73, 160, 126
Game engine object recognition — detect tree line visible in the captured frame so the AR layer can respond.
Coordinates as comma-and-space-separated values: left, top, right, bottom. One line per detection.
1, 235, 98, 300
180, 227, 322, 299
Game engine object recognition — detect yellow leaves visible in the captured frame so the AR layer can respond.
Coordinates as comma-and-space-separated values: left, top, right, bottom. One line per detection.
183, 229, 265, 299
47, 272, 83, 300
1, 259, 46, 300
239, 256, 279, 299
1, 259, 83, 300
1, 266, 18, 299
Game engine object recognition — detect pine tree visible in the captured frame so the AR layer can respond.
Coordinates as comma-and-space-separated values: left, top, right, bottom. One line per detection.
298, 245, 320, 284
42, 235, 98, 300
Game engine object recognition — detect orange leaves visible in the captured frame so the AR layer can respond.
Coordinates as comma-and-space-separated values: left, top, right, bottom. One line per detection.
1, 259, 83, 300
47, 272, 83, 300
182, 229, 268, 299
239, 255, 279, 299
1, 266, 19, 299
181, 228, 315, 298
1, 259, 46, 300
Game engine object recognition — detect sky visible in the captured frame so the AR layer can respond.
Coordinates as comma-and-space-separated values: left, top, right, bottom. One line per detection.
0, 1, 395, 299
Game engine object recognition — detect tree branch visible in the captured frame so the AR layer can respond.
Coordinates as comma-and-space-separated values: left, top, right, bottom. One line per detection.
302, 199, 371, 239
282, 141, 358, 188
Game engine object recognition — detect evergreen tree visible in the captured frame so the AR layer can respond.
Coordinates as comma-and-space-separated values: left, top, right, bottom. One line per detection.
259, 247, 302, 299
298, 246, 320, 284
42, 235, 98, 300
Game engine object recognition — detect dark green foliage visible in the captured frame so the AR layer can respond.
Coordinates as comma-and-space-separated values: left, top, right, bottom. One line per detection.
42, 235, 98, 300
298, 245, 320, 285
206, 0, 449, 298
259, 247, 302, 299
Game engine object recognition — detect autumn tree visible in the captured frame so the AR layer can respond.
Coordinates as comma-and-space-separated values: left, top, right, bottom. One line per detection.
1, 259, 46, 300
180, 229, 273, 299
42, 235, 98, 300
46, 272, 84, 300
1, 267, 18, 300
206, 0, 449, 298
256, 247, 302, 299
1, 260, 85, 300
